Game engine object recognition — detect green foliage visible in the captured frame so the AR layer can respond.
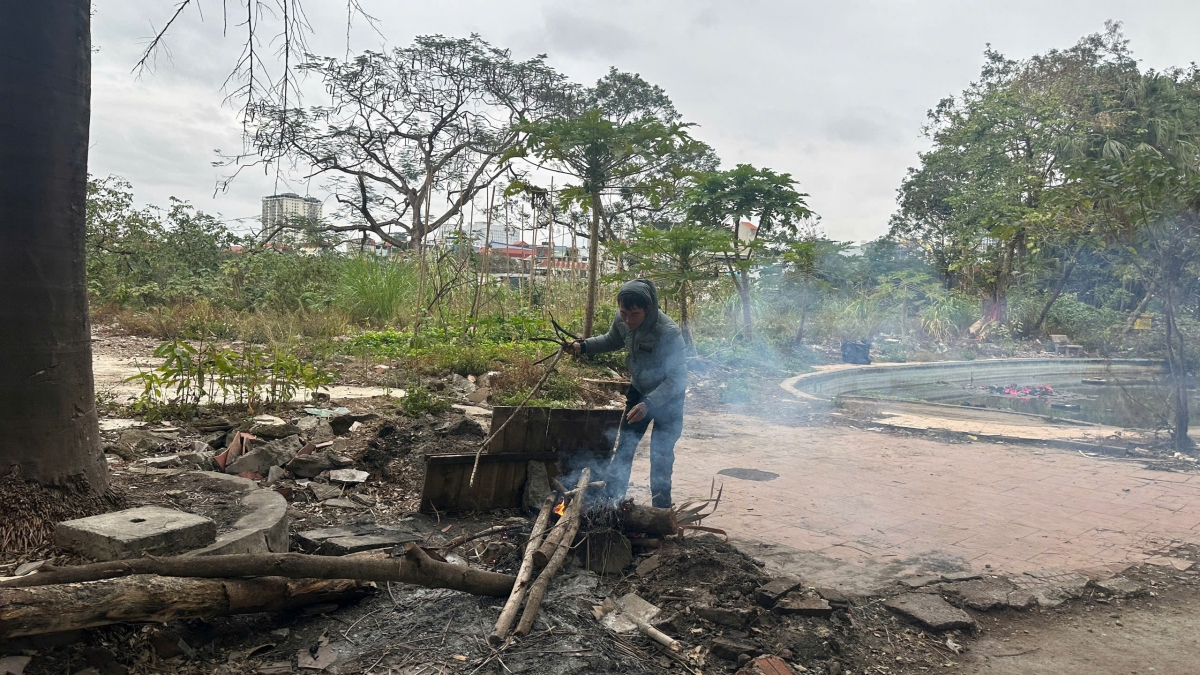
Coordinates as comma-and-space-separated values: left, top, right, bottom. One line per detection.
336, 256, 419, 326
400, 385, 452, 418
127, 339, 334, 418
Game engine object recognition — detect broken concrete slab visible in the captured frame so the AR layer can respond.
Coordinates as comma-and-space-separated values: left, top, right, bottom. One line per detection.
137, 455, 183, 469
265, 466, 291, 485
898, 574, 942, 589
323, 498, 364, 510
1010, 569, 1089, 607
287, 452, 339, 478
1092, 576, 1147, 598
295, 524, 422, 555
598, 592, 661, 634
328, 468, 370, 485
249, 422, 302, 439
775, 593, 833, 617
225, 435, 304, 476
710, 636, 760, 662
295, 416, 335, 441
184, 472, 290, 556
884, 593, 976, 631
940, 570, 983, 583
308, 482, 343, 501
943, 578, 1026, 611
815, 587, 850, 609
117, 428, 170, 454
754, 575, 804, 608
55, 506, 217, 561
696, 606, 754, 628
635, 555, 662, 577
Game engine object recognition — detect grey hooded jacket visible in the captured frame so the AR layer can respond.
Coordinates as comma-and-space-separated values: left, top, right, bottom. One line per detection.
581, 279, 688, 415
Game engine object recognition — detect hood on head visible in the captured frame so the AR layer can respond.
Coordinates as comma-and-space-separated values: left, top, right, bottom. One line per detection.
618, 279, 659, 330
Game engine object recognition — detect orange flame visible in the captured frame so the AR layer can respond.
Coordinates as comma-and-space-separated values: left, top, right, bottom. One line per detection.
554, 500, 566, 516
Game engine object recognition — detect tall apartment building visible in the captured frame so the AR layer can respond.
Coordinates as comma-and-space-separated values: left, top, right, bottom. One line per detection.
261, 193, 322, 238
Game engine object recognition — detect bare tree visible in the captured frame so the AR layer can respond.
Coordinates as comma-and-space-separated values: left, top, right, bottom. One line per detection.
243, 35, 571, 250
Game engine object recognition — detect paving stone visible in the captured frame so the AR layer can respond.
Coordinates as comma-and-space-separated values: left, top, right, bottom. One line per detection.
754, 575, 804, 607
55, 506, 216, 561
775, 593, 833, 617
225, 435, 304, 476
1092, 576, 1147, 598
295, 524, 421, 555
884, 593, 976, 631
696, 606, 754, 628
1010, 569, 1089, 607
945, 578, 1018, 611
710, 636, 761, 662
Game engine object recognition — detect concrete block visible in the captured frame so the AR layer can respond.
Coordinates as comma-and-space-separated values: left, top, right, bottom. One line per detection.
55, 506, 216, 561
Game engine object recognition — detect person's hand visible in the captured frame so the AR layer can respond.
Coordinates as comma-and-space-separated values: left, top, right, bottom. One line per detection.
566, 340, 583, 355
626, 402, 648, 424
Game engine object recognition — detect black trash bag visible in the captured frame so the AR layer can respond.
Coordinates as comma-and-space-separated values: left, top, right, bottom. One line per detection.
841, 340, 872, 365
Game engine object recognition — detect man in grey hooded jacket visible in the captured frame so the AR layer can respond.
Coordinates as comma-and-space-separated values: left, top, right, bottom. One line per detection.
569, 279, 687, 508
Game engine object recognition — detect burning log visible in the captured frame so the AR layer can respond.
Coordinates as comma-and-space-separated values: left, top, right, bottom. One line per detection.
0, 575, 374, 639
514, 468, 592, 637
489, 496, 555, 646
0, 545, 515, 597
618, 503, 677, 536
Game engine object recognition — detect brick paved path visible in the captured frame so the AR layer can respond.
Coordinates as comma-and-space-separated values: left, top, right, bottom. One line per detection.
629, 413, 1200, 577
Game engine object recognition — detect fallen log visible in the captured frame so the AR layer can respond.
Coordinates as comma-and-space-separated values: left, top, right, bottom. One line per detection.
0, 544, 514, 597
0, 575, 374, 639
490, 496, 554, 646
515, 468, 591, 637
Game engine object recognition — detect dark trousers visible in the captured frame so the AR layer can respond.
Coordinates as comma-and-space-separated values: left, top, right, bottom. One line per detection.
605, 387, 684, 508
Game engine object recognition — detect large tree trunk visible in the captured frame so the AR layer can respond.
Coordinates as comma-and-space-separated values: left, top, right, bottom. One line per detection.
1165, 297, 1191, 451
583, 190, 602, 337
0, 575, 375, 639
737, 270, 753, 340
1031, 241, 1085, 334
0, 3, 108, 499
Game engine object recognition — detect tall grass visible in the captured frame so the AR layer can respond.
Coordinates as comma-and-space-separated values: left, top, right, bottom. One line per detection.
336, 255, 419, 327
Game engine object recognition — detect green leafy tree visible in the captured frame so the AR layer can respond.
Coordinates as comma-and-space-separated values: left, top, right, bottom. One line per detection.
516, 108, 701, 336
620, 223, 726, 347
686, 164, 814, 339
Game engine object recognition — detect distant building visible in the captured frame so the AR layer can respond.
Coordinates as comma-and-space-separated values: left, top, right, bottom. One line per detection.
261, 193, 322, 238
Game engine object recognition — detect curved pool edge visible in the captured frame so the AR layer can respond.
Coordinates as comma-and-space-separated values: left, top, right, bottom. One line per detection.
780, 358, 1167, 403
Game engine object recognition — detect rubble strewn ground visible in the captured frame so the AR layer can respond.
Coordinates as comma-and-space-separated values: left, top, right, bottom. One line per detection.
6, 332, 1200, 674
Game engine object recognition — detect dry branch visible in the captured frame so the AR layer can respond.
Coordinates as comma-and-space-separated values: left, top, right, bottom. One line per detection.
0, 575, 373, 639
489, 496, 554, 646
0, 545, 514, 597
514, 468, 591, 637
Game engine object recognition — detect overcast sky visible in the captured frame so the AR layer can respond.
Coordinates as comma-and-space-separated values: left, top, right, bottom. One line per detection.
89, 1, 1200, 243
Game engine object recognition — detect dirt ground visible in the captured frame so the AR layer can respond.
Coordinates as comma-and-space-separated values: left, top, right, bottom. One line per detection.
5, 334, 1200, 673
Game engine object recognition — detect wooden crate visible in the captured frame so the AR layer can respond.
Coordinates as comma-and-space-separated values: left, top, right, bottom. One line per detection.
420, 407, 623, 514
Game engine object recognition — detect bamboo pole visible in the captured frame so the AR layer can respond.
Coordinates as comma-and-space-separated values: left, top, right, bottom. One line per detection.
490, 496, 555, 646
514, 469, 591, 636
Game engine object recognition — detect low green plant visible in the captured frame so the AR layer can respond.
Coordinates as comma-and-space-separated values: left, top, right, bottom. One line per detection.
400, 385, 451, 417
127, 338, 334, 417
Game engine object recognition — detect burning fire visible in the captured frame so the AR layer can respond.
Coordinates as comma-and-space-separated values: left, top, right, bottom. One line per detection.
554, 500, 566, 516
